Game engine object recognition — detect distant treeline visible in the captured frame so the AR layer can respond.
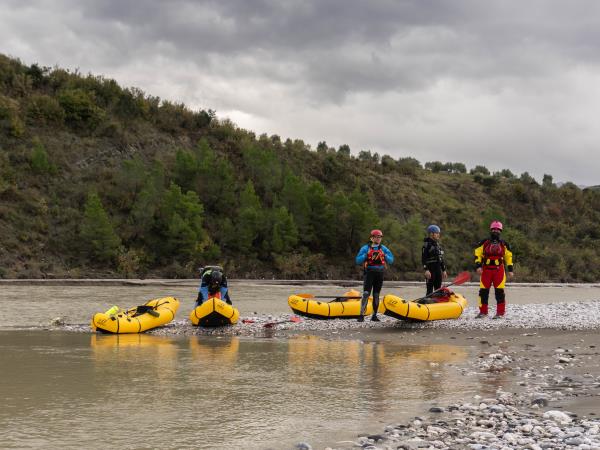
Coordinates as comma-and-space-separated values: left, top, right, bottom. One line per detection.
1, 53, 600, 281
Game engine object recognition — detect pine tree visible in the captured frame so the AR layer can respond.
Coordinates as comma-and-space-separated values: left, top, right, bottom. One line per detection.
80, 192, 121, 263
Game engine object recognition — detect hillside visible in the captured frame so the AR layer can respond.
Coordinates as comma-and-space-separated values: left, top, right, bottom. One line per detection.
1, 54, 600, 281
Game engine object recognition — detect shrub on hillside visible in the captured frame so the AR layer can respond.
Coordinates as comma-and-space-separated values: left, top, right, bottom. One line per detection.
26, 94, 65, 127
58, 88, 105, 131
29, 139, 57, 175
0, 95, 25, 137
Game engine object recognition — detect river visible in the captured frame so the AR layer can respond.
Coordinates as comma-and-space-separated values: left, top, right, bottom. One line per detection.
1, 281, 599, 449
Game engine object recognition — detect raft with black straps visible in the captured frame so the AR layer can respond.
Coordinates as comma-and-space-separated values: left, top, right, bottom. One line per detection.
288, 290, 383, 319
382, 290, 467, 321
190, 295, 239, 327
91, 297, 180, 333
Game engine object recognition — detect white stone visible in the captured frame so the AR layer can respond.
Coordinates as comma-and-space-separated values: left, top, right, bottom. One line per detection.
502, 432, 519, 442
521, 424, 534, 433
543, 410, 572, 425
427, 425, 448, 435
470, 431, 496, 440
547, 426, 563, 436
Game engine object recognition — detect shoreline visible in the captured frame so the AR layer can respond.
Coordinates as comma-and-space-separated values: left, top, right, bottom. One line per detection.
317, 327, 600, 450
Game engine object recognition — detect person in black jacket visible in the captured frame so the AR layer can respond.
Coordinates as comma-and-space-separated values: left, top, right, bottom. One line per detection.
422, 224, 447, 295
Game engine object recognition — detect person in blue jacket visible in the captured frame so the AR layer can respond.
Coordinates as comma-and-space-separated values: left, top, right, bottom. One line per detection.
355, 229, 394, 322
195, 266, 232, 307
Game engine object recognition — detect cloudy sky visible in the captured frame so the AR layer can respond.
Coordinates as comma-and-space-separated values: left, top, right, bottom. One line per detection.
2, 0, 600, 185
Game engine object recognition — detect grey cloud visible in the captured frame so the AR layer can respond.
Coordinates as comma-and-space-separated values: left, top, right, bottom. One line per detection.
3, 0, 600, 184
10, 0, 600, 101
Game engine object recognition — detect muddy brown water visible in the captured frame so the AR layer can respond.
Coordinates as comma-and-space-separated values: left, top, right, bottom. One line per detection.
1, 281, 599, 449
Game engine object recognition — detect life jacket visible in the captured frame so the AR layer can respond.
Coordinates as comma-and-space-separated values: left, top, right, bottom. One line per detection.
430, 287, 453, 303
365, 246, 386, 268
424, 239, 444, 265
483, 239, 505, 265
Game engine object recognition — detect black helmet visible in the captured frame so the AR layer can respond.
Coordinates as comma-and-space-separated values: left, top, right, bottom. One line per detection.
208, 270, 223, 293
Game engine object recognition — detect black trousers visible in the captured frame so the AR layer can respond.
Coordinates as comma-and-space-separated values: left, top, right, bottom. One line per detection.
360, 270, 384, 316
425, 264, 443, 295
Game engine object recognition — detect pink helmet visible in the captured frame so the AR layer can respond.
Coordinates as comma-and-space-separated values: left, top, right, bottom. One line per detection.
370, 229, 383, 237
490, 220, 503, 231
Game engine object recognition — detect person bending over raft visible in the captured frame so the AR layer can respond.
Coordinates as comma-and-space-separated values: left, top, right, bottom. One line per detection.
474, 221, 514, 319
195, 266, 232, 307
422, 224, 447, 295
355, 229, 395, 322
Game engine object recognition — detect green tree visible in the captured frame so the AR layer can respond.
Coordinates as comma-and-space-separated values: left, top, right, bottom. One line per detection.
396, 157, 421, 175
317, 141, 329, 153
395, 214, 424, 271
30, 139, 56, 174
194, 139, 237, 214
279, 172, 311, 240
80, 192, 121, 263
451, 162, 467, 174
156, 183, 208, 260
337, 144, 351, 157
542, 174, 555, 188
425, 161, 444, 172
234, 180, 264, 254
270, 206, 299, 254
470, 165, 490, 176
173, 148, 198, 193
330, 189, 378, 254
305, 181, 335, 250
242, 140, 282, 204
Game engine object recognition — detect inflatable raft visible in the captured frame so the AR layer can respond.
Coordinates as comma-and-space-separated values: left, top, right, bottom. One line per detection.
382, 290, 467, 321
288, 290, 383, 319
91, 296, 180, 333
190, 295, 239, 327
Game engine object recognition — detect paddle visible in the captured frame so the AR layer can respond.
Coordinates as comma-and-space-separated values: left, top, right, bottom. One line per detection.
413, 271, 471, 304
263, 316, 303, 328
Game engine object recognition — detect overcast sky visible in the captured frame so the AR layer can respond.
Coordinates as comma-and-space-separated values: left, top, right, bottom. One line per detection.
2, 0, 600, 185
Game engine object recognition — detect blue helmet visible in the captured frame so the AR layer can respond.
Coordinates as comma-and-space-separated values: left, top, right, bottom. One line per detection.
426, 224, 441, 234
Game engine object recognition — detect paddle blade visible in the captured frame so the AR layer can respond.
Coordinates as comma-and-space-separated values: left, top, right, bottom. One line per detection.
263, 316, 303, 328
452, 271, 471, 286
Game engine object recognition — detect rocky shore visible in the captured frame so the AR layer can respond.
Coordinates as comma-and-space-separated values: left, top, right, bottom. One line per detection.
307, 335, 600, 450
319, 390, 600, 449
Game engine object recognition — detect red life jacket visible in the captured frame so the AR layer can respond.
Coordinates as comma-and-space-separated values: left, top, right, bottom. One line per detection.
483, 240, 505, 265
366, 246, 386, 268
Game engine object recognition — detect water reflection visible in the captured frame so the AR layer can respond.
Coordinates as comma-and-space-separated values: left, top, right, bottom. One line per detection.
287, 336, 469, 414
1, 331, 472, 450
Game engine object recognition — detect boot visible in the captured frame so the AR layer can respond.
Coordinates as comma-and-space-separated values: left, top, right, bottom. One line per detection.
496, 301, 506, 316
477, 304, 488, 318
357, 316, 364, 322
476, 312, 488, 319
371, 315, 380, 322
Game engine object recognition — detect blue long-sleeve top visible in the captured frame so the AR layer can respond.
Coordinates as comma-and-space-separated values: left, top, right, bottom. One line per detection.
355, 244, 394, 271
